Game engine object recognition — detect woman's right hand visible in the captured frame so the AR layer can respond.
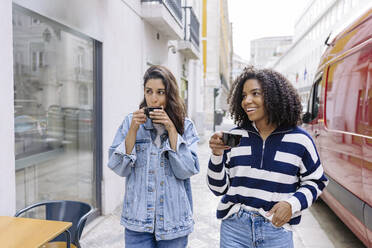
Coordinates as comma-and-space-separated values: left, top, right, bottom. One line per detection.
125, 109, 146, 155
209, 132, 230, 156
130, 108, 147, 131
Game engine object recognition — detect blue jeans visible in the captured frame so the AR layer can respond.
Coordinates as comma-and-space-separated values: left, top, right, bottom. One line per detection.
125, 229, 188, 248
220, 209, 293, 248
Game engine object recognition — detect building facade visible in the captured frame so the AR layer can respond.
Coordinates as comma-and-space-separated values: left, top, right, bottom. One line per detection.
231, 53, 249, 82
250, 36, 292, 68
203, 0, 233, 130
272, 0, 372, 109
1, 0, 203, 217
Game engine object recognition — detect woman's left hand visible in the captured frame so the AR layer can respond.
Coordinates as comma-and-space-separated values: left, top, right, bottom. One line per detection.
149, 108, 176, 133
266, 201, 292, 227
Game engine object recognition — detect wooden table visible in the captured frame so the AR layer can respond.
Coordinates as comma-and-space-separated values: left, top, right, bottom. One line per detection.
0, 216, 72, 248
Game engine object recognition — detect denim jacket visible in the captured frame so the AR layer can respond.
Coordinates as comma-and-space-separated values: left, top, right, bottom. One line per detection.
108, 113, 200, 240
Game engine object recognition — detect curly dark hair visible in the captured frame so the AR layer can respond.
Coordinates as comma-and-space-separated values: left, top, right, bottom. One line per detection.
139, 65, 186, 135
228, 66, 302, 128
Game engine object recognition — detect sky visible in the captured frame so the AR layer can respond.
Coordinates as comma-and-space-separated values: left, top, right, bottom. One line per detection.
228, 0, 311, 61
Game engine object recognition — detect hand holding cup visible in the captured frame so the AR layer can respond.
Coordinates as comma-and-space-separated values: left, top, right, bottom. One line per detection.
222, 132, 242, 148
209, 132, 230, 156
144, 107, 163, 118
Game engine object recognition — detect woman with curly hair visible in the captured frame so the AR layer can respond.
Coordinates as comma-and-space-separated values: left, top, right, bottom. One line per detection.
207, 66, 328, 248
108, 65, 200, 248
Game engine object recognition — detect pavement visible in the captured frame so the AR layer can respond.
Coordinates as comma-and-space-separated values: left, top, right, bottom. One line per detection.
80, 118, 365, 248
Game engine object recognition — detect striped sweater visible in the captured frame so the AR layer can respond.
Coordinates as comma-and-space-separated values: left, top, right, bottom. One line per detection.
207, 124, 328, 226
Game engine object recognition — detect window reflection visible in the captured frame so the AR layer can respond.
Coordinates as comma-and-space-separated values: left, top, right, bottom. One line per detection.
326, 43, 372, 136
13, 6, 96, 210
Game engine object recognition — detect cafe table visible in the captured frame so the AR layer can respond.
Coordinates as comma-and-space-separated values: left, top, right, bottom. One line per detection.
0, 216, 72, 248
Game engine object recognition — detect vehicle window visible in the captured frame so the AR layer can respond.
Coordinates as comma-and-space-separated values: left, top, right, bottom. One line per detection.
307, 84, 315, 114
325, 43, 372, 135
312, 78, 322, 119
305, 76, 322, 122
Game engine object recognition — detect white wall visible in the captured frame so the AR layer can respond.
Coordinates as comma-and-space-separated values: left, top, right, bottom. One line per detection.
144, 23, 169, 67
203, 0, 221, 129
102, 0, 146, 215
190, 61, 204, 119
0, 0, 16, 216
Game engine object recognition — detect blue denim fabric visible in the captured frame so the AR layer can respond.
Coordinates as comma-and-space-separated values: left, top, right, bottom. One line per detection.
125, 229, 188, 248
108, 114, 200, 241
220, 209, 293, 248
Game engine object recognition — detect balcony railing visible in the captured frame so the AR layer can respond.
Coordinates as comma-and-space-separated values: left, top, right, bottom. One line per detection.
183, 7, 200, 50
141, 0, 183, 26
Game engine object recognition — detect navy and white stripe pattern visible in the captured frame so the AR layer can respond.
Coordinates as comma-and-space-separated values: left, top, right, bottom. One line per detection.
207, 124, 328, 225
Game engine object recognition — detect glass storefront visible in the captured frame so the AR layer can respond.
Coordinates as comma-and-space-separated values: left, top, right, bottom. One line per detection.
13, 5, 98, 210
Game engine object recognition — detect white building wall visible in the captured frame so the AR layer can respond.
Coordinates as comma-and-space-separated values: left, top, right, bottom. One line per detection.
250, 36, 292, 68
232, 53, 249, 82
204, 0, 221, 130
188, 60, 203, 121
101, 0, 146, 215
0, 0, 16, 216
273, 0, 372, 108
4, 0, 203, 215
165, 41, 203, 127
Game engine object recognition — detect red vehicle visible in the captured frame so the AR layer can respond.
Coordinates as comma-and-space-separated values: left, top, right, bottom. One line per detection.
303, 7, 372, 248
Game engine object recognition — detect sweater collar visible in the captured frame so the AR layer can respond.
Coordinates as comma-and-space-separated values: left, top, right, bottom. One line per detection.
246, 122, 293, 135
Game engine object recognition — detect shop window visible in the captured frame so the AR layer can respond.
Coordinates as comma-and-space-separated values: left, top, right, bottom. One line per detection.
13, 4, 98, 211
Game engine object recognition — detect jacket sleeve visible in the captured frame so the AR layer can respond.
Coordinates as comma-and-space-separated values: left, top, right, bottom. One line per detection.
207, 149, 231, 196
107, 115, 136, 177
285, 135, 328, 214
163, 119, 200, 180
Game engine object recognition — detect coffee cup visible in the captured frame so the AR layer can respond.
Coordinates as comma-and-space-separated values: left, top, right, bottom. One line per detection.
222, 132, 242, 148
144, 107, 162, 118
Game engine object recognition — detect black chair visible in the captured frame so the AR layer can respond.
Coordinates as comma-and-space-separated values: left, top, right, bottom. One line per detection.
15, 200, 93, 248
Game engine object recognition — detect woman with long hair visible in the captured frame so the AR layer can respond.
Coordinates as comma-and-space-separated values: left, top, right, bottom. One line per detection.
108, 65, 200, 248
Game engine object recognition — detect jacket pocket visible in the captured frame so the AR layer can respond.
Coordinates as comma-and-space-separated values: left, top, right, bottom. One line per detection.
135, 139, 150, 168
123, 175, 135, 218
122, 172, 147, 221
163, 179, 193, 230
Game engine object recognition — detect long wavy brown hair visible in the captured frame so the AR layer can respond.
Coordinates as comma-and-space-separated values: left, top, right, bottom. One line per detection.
139, 65, 186, 135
